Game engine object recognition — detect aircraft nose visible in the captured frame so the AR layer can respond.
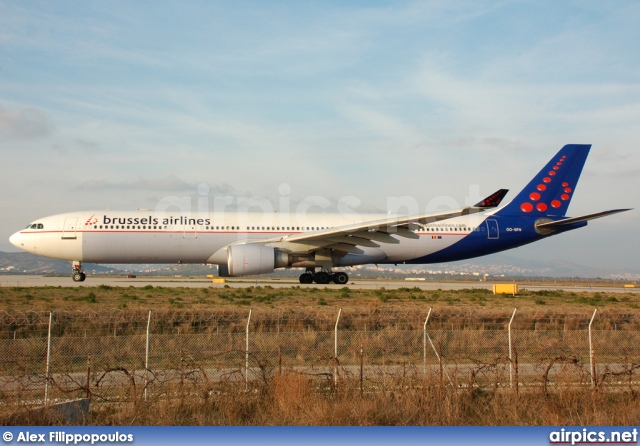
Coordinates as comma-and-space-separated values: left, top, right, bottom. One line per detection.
9, 231, 22, 248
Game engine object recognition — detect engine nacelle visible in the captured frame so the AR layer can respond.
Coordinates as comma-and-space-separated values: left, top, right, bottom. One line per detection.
226, 244, 290, 277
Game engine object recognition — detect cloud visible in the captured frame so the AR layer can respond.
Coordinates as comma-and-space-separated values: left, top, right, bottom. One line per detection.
73, 175, 195, 192
0, 108, 53, 141
72, 175, 237, 196
75, 139, 101, 152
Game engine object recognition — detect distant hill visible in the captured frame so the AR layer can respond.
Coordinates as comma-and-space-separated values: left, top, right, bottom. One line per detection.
0, 251, 122, 275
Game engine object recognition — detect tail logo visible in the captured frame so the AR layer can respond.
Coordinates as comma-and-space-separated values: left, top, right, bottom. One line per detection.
520, 155, 572, 213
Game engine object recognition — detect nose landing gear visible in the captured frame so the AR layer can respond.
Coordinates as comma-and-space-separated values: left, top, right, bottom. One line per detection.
71, 261, 86, 282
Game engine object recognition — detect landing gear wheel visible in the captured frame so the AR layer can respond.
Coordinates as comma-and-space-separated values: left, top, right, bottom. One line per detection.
314, 271, 331, 284
299, 273, 314, 284
333, 272, 349, 285
71, 261, 85, 282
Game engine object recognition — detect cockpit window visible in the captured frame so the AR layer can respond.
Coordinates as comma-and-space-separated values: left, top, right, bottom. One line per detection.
26, 223, 44, 230
37, 224, 44, 229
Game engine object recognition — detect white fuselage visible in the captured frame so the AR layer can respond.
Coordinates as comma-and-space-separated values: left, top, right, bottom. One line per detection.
9, 210, 492, 267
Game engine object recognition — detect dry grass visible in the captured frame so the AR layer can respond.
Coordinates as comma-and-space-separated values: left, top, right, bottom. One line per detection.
5, 372, 640, 426
2, 284, 640, 338
2, 282, 640, 426
0, 282, 637, 314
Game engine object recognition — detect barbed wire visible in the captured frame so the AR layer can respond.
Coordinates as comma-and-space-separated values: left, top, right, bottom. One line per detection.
2, 307, 640, 338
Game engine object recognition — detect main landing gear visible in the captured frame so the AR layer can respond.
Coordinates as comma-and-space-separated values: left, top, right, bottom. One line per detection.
299, 269, 349, 285
71, 261, 86, 282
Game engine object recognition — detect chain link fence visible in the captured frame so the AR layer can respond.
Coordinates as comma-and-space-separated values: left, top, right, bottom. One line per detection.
2, 307, 640, 420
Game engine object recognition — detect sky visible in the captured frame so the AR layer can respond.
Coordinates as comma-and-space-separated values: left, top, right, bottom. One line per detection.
0, 1, 638, 273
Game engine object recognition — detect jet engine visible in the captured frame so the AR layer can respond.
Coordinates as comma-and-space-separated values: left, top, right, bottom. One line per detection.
226, 244, 290, 276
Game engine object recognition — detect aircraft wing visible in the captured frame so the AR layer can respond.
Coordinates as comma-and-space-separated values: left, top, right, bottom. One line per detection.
248, 190, 509, 255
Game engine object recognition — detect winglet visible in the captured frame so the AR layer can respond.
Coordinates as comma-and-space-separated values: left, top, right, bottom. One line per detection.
474, 189, 509, 208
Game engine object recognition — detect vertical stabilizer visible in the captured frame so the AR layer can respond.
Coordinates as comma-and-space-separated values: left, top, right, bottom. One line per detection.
497, 144, 590, 217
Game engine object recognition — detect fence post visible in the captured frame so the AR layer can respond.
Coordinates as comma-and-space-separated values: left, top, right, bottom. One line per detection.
86, 355, 91, 399
144, 310, 152, 402
424, 314, 454, 387
246, 309, 252, 391
423, 308, 432, 375
359, 343, 364, 396
334, 308, 342, 386
45, 312, 52, 405
508, 308, 517, 389
589, 308, 597, 389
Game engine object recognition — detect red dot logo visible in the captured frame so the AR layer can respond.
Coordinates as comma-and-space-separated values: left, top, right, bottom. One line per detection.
562, 182, 568, 187
529, 192, 541, 201
553, 166, 560, 170
556, 162, 562, 166
543, 177, 551, 183
564, 187, 572, 193
561, 194, 570, 200
551, 200, 561, 208
536, 203, 548, 212
561, 155, 567, 159
537, 184, 547, 191
520, 202, 533, 212
548, 171, 556, 176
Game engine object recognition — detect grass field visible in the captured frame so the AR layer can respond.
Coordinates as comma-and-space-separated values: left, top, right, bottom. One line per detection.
2, 282, 640, 334
2, 282, 640, 425
1, 281, 638, 313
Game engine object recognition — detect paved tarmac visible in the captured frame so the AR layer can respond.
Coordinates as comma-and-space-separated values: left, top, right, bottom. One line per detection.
0, 274, 636, 293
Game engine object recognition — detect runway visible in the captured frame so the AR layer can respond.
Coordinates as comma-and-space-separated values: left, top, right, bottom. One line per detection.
0, 274, 635, 293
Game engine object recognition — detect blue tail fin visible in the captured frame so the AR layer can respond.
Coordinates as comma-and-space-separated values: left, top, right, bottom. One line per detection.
497, 144, 591, 217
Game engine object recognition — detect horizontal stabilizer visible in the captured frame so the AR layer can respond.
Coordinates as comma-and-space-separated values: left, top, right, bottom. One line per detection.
474, 189, 509, 208
535, 209, 632, 230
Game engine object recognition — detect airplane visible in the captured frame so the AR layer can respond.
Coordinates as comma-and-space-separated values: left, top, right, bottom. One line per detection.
9, 144, 630, 284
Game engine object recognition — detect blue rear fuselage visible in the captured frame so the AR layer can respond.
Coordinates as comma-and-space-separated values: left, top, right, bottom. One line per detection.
408, 215, 587, 263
